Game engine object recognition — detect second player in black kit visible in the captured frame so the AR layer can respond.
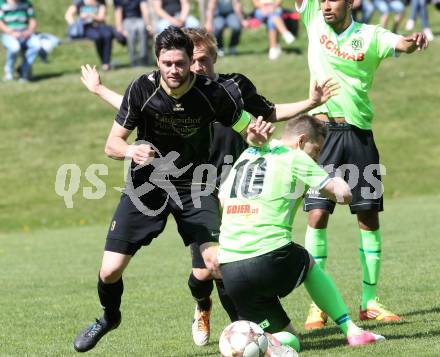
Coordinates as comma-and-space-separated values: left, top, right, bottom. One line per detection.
107, 70, 275, 255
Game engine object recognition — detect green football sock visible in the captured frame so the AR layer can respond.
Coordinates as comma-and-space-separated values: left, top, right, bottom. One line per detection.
359, 229, 382, 309
305, 226, 328, 270
304, 264, 353, 336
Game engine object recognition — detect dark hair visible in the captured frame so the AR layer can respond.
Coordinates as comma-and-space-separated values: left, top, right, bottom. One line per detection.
283, 115, 328, 143
155, 26, 194, 59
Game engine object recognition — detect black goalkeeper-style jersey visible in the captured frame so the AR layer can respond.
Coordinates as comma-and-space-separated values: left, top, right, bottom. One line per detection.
115, 70, 274, 183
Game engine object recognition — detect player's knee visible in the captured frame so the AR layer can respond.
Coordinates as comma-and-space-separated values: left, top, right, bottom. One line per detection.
192, 268, 213, 281
308, 209, 329, 228
357, 210, 379, 230
100, 266, 123, 283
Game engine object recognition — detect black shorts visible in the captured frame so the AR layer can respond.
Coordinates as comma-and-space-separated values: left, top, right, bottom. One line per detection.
220, 242, 310, 333
105, 185, 221, 256
304, 122, 384, 214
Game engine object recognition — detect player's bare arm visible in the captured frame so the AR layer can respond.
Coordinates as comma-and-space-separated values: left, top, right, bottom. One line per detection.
269, 78, 339, 121
105, 122, 155, 165
395, 32, 429, 54
320, 177, 352, 204
200, 242, 222, 279
81, 64, 123, 109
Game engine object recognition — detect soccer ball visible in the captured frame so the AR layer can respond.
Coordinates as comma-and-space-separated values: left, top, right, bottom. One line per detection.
219, 320, 268, 357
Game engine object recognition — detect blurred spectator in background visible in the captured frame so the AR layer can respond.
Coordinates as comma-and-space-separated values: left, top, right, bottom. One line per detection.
114, 0, 152, 66
0, 0, 39, 81
37, 32, 60, 63
65, 0, 116, 71
153, 0, 199, 33
405, 0, 434, 41
252, 0, 295, 60
205, 0, 246, 56
374, 0, 405, 33
353, 0, 375, 23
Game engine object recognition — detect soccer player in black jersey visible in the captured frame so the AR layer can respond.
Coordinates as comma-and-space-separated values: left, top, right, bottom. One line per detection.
75, 26, 337, 353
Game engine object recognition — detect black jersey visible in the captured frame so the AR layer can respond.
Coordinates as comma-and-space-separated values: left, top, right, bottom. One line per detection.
207, 73, 274, 187
216, 73, 274, 120
115, 70, 274, 183
208, 122, 247, 188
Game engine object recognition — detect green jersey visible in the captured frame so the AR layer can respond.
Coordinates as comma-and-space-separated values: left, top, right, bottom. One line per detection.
218, 140, 330, 264
0, 0, 35, 31
297, 0, 401, 129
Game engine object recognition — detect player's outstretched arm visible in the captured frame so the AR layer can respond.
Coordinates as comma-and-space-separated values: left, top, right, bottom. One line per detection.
243, 116, 276, 146
271, 78, 339, 121
395, 32, 429, 54
81, 64, 124, 110
320, 177, 352, 205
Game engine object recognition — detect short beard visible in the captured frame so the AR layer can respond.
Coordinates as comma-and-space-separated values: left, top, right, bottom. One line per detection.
325, 12, 349, 28
166, 72, 189, 89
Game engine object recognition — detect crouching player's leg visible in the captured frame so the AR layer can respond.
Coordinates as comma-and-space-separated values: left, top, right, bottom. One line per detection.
304, 255, 385, 346
188, 243, 239, 346
220, 243, 308, 356
221, 242, 385, 357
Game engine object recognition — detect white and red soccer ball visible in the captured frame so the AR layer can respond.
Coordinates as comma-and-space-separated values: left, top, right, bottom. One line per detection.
219, 320, 268, 357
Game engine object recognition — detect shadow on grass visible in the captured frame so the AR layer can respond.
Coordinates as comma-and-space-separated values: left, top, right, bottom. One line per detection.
284, 47, 303, 55
300, 326, 346, 351
31, 72, 64, 82
301, 328, 440, 351
385, 329, 440, 340
301, 336, 347, 351
401, 306, 440, 317
357, 320, 411, 330
302, 325, 341, 339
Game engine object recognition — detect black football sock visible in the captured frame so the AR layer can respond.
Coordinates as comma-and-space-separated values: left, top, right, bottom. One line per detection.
97, 276, 123, 324
188, 272, 213, 311
215, 279, 239, 322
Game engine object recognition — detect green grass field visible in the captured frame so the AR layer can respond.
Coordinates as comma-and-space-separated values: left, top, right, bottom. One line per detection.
1, 197, 440, 356
1, 1, 440, 356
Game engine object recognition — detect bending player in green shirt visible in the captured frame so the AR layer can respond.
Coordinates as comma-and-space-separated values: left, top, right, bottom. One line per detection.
295, 0, 429, 328
217, 115, 385, 355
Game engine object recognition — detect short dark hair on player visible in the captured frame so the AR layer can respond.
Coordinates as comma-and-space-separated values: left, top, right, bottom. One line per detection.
155, 26, 194, 59
284, 115, 328, 143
